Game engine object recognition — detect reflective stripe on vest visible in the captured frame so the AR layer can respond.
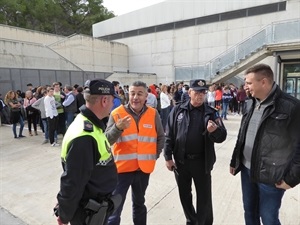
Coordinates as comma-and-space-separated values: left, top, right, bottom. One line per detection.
114, 153, 157, 161
61, 114, 113, 166
111, 105, 157, 173
116, 134, 157, 143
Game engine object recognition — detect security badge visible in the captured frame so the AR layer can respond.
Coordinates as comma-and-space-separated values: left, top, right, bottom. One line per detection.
83, 120, 94, 132
177, 113, 183, 122
197, 80, 205, 87
98, 86, 110, 94
143, 124, 153, 128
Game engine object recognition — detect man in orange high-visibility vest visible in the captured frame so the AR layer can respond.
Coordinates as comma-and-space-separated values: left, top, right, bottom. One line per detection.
105, 81, 165, 225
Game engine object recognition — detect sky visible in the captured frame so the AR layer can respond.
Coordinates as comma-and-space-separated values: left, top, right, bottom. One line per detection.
103, 0, 165, 16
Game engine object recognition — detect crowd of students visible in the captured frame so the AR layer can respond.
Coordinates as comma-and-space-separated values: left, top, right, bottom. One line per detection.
0, 79, 247, 143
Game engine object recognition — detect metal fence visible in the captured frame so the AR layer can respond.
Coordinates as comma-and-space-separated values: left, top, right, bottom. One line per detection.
175, 19, 300, 82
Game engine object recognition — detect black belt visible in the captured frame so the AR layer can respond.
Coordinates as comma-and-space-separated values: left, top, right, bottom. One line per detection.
184, 154, 203, 160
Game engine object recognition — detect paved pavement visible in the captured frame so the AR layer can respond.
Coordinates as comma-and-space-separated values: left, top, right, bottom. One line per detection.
0, 115, 299, 225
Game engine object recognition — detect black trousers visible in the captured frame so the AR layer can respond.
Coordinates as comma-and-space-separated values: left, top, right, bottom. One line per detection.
175, 158, 213, 225
47, 116, 58, 144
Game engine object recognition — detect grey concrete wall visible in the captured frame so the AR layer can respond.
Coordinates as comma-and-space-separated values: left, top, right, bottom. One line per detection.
0, 68, 111, 96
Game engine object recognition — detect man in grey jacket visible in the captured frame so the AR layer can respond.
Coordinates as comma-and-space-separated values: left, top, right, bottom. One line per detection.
230, 64, 300, 225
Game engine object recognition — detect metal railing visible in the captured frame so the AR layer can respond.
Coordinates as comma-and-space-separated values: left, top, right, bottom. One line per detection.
175, 19, 300, 82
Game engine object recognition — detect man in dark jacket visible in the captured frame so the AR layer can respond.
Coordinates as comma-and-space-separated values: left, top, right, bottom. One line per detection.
164, 79, 227, 225
230, 64, 300, 225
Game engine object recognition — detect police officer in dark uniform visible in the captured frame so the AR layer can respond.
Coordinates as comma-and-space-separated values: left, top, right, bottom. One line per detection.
164, 79, 227, 225
55, 79, 120, 225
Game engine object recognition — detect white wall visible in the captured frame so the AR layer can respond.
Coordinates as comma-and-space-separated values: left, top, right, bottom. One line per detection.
93, 0, 300, 84
93, 0, 285, 37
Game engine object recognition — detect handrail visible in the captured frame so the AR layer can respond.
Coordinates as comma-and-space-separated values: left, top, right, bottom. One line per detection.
175, 18, 300, 82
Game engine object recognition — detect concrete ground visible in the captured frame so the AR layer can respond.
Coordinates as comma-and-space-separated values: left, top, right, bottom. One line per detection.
0, 115, 299, 225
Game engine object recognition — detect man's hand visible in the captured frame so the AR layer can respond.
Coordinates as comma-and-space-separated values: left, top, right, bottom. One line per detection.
275, 180, 291, 190
57, 216, 68, 225
207, 120, 218, 133
116, 114, 131, 131
229, 167, 236, 175
165, 160, 176, 171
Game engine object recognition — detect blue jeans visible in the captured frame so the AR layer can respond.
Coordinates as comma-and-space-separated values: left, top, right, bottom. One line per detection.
107, 171, 150, 225
241, 165, 285, 225
12, 115, 24, 137
42, 118, 49, 140
65, 111, 74, 129
221, 102, 229, 119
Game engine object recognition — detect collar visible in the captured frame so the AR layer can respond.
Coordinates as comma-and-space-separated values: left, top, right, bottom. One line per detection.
127, 104, 147, 117
79, 105, 106, 131
188, 102, 204, 112
255, 82, 276, 107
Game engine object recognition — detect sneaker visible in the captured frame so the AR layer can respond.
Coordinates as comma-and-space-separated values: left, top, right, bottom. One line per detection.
42, 139, 49, 144
51, 143, 60, 147
18, 135, 26, 138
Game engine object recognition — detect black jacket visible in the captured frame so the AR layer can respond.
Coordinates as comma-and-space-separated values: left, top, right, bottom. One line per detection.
230, 85, 300, 187
164, 100, 227, 173
57, 106, 118, 223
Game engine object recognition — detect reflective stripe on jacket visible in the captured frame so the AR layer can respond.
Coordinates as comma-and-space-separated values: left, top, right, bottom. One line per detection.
61, 114, 113, 165
111, 105, 157, 173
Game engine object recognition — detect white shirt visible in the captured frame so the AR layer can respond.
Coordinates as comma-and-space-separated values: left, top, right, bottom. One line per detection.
160, 92, 171, 109
207, 91, 215, 103
44, 95, 58, 119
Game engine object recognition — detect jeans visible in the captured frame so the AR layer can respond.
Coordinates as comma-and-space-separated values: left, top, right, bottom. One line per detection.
241, 165, 285, 225
42, 118, 49, 140
65, 111, 74, 129
221, 102, 229, 119
107, 171, 150, 225
12, 115, 24, 137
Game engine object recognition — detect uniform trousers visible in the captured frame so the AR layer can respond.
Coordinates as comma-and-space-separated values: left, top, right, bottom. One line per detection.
108, 171, 150, 225
175, 158, 213, 225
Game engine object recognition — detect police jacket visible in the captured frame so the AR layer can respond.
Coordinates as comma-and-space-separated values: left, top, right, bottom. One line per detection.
164, 100, 227, 173
57, 105, 118, 224
230, 85, 300, 187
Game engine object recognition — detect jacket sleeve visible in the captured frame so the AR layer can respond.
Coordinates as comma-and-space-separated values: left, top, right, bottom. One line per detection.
283, 102, 300, 187
57, 136, 98, 223
155, 110, 165, 158
208, 111, 227, 143
163, 106, 177, 161
31, 98, 41, 110
105, 114, 123, 145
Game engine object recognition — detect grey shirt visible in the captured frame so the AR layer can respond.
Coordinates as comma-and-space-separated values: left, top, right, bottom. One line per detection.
243, 83, 276, 169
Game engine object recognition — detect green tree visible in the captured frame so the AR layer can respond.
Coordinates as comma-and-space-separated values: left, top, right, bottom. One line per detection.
0, 0, 115, 36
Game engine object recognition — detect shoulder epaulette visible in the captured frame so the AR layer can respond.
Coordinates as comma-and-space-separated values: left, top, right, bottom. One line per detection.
83, 120, 94, 132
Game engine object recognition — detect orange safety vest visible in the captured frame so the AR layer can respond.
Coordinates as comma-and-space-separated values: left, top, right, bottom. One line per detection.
111, 105, 157, 174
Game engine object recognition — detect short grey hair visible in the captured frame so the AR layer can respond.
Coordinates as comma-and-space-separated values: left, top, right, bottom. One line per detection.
131, 81, 147, 90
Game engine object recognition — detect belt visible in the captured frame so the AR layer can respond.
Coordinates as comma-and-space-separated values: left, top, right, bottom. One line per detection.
184, 154, 203, 160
